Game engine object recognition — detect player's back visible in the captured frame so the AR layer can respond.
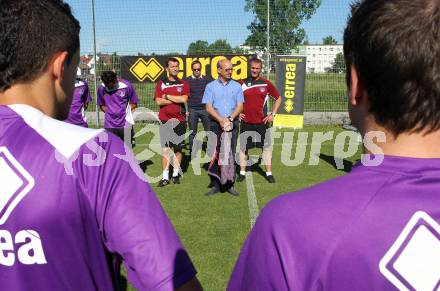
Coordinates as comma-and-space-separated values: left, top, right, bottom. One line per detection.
229, 155, 440, 290
98, 79, 137, 128
0, 104, 117, 290
0, 104, 196, 290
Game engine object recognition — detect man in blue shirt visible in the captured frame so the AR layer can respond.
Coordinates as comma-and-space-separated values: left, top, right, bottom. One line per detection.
202, 59, 244, 196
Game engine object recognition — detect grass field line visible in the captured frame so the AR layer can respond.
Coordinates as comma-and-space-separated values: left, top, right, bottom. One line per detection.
245, 172, 259, 228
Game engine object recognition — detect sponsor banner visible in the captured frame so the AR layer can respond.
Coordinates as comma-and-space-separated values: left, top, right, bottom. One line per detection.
121, 55, 253, 83
274, 55, 306, 128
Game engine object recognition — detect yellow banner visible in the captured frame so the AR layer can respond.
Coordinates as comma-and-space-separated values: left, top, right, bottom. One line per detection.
273, 114, 304, 128
122, 54, 252, 83
275, 55, 306, 129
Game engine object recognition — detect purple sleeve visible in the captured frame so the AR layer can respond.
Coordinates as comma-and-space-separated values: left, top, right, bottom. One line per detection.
127, 81, 138, 104
75, 133, 196, 290
97, 86, 104, 106
84, 82, 92, 104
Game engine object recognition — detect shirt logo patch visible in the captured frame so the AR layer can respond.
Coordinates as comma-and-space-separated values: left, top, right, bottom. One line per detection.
77, 88, 84, 95
379, 211, 440, 290
0, 147, 35, 225
177, 87, 183, 93
259, 87, 266, 93
119, 90, 126, 97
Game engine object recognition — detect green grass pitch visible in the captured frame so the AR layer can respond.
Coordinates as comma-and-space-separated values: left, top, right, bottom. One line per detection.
119, 124, 361, 290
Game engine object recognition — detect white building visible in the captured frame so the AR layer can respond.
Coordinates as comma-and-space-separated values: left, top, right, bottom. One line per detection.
294, 45, 343, 73
238, 45, 265, 59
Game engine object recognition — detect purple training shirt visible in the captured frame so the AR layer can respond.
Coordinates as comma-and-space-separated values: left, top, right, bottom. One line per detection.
97, 79, 138, 129
228, 156, 440, 291
0, 104, 196, 290
65, 80, 92, 127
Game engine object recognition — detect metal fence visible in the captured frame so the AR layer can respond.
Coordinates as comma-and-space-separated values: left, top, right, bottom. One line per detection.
67, 0, 349, 123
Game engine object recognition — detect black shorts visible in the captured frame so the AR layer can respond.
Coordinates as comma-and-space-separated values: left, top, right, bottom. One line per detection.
239, 122, 271, 151
105, 126, 135, 147
159, 120, 186, 150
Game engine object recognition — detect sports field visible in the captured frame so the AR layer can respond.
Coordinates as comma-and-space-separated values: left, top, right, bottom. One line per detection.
121, 124, 361, 290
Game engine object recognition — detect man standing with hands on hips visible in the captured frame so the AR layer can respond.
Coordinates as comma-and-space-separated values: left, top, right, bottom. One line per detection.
202, 59, 244, 196
238, 57, 281, 183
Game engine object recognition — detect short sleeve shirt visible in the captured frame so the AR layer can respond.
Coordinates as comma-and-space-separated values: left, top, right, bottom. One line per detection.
228, 156, 440, 291
97, 79, 138, 128
239, 77, 280, 124
0, 104, 196, 290
154, 78, 189, 122
202, 79, 244, 118
65, 80, 92, 127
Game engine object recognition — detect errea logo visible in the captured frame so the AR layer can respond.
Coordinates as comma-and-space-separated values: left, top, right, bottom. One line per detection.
129, 57, 164, 82
0, 147, 34, 225
0, 147, 47, 266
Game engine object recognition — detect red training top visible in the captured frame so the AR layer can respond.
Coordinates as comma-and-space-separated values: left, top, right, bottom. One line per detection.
239, 77, 280, 124
154, 78, 189, 122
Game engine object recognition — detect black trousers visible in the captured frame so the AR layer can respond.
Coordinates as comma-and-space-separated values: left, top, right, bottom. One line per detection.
209, 119, 239, 156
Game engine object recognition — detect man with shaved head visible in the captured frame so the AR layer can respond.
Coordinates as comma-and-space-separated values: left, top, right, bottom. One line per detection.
202, 59, 244, 196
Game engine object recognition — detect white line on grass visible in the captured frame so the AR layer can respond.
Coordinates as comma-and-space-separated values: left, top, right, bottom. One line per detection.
245, 171, 259, 228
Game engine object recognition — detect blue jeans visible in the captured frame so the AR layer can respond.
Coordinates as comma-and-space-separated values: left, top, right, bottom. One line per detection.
188, 108, 210, 149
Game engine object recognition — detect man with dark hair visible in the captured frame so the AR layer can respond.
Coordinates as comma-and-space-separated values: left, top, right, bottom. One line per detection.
65, 78, 92, 127
184, 60, 211, 155
155, 57, 189, 187
203, 59, 244, 196
97, 70, 138, 147
229, 0, 440, 290
0, 1, 202, 290
237, 58, 281, 183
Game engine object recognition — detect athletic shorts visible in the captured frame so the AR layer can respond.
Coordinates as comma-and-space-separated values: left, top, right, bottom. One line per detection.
239, 122, 271, 151
105, 127, 135, 147
159, 120, 186, 150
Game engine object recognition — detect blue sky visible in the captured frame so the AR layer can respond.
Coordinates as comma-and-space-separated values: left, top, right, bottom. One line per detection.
66, 0, 353, 55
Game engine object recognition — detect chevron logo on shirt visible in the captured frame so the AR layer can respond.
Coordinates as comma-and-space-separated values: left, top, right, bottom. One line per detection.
379, 211, 440, 291
0, 147, 35, 225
